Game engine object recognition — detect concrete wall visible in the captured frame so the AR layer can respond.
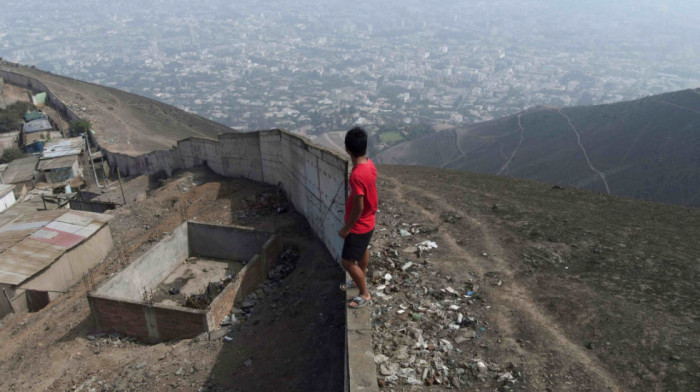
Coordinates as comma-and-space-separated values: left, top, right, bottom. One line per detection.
96, 222, 188, 301
188, 222, 271, 262
103, 130, 349, 262
90, 228, 281, 343
20, 225, 113, 293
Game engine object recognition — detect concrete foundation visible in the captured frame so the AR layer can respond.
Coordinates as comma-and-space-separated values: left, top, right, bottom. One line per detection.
88, 221, 281, 343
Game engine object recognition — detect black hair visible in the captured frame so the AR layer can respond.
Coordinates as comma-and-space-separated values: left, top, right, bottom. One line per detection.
345, 126, 367, 157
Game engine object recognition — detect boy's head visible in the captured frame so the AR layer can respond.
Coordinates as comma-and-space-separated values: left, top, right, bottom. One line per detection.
345, 126, 367, 157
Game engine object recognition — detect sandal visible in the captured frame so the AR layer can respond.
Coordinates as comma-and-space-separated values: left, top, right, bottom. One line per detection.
340, 279, 356, 291
348, 296, 371, 309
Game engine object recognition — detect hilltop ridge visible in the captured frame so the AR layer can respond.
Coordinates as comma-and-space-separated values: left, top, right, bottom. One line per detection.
0, 61, 232, 155
377, 89, 700, 207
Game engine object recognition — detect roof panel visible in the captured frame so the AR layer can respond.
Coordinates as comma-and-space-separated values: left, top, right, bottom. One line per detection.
29, 228, 83, 248
41, 138, 84, 159
56, 212, 94, 226
0, 270, 28, 285
45, 221, 85, 235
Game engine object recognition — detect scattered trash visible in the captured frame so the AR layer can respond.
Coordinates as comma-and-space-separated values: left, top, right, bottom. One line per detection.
399, 229, 411, 237
416, 241, 437, 252
168, 287, 180, 295
401, 262, 413, 271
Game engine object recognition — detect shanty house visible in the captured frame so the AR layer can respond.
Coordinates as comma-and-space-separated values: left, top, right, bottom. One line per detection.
23, 118, 54, 144
37, 138, 84, 184
0, 209, 113, 318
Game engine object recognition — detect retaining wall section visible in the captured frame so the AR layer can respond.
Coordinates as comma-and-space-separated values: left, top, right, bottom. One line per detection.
103, 130, 348, 261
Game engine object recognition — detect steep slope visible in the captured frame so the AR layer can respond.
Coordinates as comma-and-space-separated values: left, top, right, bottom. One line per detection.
377, 89, 700, 206
0, 62, 232, 155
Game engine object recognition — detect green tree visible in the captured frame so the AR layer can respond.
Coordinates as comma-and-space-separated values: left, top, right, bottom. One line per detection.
0, 147, 24, 163
69, 119, 91, 135
0, 101, 36, 132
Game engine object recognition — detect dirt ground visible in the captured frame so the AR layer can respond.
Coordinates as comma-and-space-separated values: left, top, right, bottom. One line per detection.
0, 166, 345, 392
369, 165, 699, 392
0, 159, 697, 391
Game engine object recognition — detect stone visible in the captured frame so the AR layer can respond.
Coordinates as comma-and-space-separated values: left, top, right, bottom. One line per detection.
174, 367, 183, 376
476, 361, 488, 374
455, 330, 477, 343
244, 359, 253, 367
135, 362, 147, 370
400, 229, 411, 237
402, 246, 418, 253
374, 354, 390, 364
377, 379, 386, 388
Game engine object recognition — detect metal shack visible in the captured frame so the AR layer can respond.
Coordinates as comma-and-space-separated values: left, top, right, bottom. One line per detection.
37, 138, 84, 184
0, 209, 113, 318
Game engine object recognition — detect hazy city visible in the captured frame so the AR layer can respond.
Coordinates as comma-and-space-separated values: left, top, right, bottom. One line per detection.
1, 0, 699, 149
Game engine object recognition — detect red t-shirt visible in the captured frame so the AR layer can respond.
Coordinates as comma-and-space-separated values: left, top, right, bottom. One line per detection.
345, 159, 378, 234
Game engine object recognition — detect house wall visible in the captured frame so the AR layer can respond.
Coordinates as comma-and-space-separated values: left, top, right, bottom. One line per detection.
0, 191, 16, 213
96, 222, 188, 301
0, 283, 15, 319
20, 225, 113, 293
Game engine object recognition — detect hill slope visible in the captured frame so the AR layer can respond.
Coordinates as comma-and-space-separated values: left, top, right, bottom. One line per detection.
0, 62, 232, 155
377, 89, 700, 206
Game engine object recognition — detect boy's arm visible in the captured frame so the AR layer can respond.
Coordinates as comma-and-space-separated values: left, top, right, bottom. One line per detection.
339, 194, 364, 238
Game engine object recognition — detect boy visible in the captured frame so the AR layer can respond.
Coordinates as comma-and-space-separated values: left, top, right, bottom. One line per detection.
339, 127, 378, 309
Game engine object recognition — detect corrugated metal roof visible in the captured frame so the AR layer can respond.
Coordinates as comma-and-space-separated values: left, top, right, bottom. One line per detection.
23, 118, 53, 133
0, 209, 112, 285
37, 155, 78, 171
41, 138, 84, 159
2, 156, 38, 184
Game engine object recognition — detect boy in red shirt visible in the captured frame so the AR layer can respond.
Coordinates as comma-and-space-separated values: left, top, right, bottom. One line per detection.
338, 127, 378, 309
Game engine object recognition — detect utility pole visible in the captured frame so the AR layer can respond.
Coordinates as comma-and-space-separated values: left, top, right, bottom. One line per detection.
117, 168, 126, 205
84, 132, 100, 188
0, 78, 7, 109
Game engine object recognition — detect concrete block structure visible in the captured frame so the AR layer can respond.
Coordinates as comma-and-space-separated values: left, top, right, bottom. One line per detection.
88, 222, 281, 343
0, 209, 113, 318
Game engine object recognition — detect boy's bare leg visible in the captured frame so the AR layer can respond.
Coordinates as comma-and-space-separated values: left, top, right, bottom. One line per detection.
358, 248, 370, 276
343, 259, 370, 302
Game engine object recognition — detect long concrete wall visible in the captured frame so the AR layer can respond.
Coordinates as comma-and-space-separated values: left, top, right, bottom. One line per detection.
103, 130, 349, 261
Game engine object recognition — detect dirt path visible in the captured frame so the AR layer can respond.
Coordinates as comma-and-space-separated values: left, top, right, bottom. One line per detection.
661, 100, 700, 115
556, 109, 611, 194
380, 174, 625, 391
440, 130, 468, 169
497, 113, 525, 175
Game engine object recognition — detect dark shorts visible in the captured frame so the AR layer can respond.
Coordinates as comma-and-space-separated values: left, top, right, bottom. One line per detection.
342, 229, 374, 261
